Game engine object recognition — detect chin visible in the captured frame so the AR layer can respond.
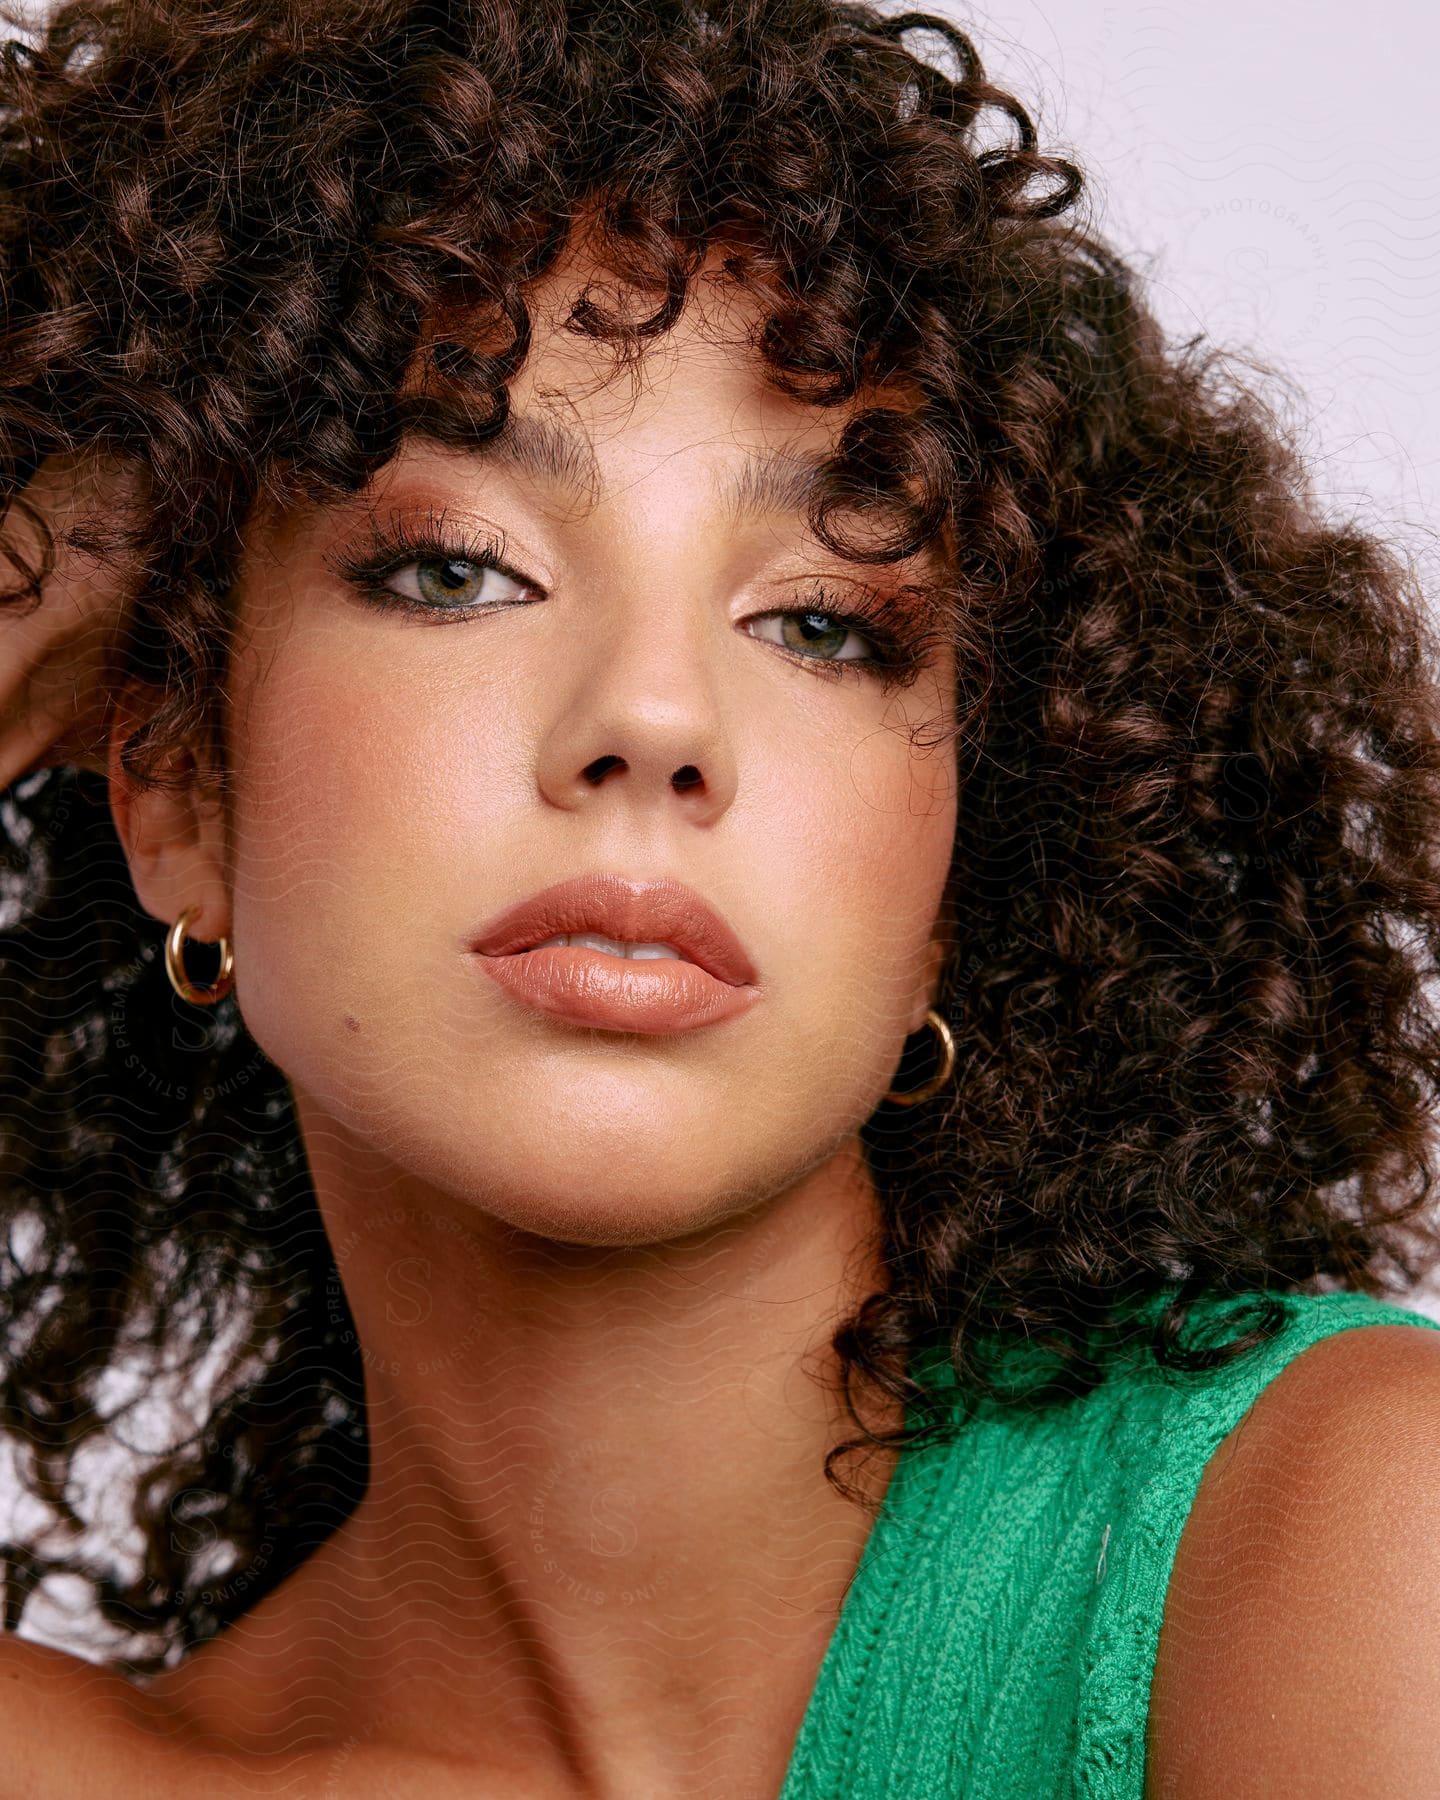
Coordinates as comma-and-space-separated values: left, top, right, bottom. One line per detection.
449, 1183, 744, 1251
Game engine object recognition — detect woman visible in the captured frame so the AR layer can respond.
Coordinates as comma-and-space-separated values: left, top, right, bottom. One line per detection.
1, 0, 1440, 1794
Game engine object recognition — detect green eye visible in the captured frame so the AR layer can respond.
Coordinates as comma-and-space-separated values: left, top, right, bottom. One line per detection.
402, 558, 530, 610
750, 610, 873, 665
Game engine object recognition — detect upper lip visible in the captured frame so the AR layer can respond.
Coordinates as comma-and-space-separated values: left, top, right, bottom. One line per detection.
470, 873, 759, 987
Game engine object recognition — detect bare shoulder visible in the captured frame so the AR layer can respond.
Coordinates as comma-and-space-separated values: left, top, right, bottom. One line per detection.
0, 1630, 198, 1799
0, 1626, 564, 1798
1145, 1318, 1440, 1800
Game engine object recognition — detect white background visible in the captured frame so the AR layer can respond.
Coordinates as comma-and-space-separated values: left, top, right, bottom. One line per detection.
942, 0, 1439, 578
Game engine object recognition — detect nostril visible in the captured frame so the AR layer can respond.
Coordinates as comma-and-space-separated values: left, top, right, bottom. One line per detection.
672, 765, 702, 792
583, 755, 624, 784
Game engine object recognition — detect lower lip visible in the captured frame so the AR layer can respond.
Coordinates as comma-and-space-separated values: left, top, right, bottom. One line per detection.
473, 946, 761, 1033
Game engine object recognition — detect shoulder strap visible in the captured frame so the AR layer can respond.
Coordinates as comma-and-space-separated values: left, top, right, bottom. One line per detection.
1073, 1286, 1440, 1798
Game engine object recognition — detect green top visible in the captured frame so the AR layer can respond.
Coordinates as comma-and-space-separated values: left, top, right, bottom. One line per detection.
777, 1283, 1440, 1799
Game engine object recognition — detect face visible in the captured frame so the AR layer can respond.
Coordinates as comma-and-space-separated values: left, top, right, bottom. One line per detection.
124, 246, 960, 1247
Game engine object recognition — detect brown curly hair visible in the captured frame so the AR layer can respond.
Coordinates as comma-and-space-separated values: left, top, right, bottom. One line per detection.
4, 0, 1440, 1678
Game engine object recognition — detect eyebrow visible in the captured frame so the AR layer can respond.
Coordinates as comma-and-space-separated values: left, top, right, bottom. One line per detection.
394, 395, 840, 528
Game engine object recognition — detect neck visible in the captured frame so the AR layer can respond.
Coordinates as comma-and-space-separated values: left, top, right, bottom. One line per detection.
209, 1100, 905, 1798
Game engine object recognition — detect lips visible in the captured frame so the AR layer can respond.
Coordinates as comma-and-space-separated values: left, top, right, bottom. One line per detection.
469, 873, 758, 988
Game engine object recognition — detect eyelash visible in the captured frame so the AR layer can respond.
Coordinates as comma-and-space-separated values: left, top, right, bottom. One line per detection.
326, 514, 937, 686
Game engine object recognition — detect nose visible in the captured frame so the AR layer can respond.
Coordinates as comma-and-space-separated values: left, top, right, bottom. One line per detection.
534, 584, 740, 826
581, 752, 705, 794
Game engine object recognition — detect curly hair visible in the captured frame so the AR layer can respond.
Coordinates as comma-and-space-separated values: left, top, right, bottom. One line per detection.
3, 0, 1440, 1678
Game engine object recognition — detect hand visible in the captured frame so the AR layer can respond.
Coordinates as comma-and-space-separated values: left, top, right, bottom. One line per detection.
0, 450, 147, 788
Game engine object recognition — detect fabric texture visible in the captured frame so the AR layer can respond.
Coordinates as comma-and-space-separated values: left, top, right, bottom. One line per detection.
776, 1282, 1440, 1799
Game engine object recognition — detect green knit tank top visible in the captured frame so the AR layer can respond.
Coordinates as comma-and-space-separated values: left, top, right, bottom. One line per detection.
776, 1283, 1440, 1799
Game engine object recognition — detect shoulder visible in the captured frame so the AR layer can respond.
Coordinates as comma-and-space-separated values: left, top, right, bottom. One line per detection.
1145, 1315, 1440, 1799
0, 1629, 523, 1797
0, 1630, 192, 1798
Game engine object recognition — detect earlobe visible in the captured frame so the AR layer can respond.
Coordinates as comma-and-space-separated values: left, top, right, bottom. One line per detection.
106, 693, 232, 942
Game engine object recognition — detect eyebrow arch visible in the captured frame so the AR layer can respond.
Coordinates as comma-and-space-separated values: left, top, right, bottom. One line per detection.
394, 394, 838, 527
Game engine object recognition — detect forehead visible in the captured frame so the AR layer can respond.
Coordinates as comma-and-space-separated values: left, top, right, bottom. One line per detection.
405, 239, 930, 517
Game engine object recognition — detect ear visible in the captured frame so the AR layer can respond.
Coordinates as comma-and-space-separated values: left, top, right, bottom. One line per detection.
106, 691, 231, 945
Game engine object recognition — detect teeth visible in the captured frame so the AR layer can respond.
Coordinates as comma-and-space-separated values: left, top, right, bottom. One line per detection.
528, 933, 688, 962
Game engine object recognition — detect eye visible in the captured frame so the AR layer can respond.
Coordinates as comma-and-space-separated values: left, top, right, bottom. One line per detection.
747, 608, 877, 668
743, 581, 933, 683
325, 514, 541, 622
386, 556, 530, 611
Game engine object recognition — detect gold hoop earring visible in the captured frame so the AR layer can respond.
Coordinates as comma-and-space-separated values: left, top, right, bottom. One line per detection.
164, 904, 235, 1006
882, 1006, 955, 1107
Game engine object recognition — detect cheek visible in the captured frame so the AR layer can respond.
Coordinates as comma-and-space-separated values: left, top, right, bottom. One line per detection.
221, 633, 520, 1066
732, 692, 958, 1120
782, 691, 958, 971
